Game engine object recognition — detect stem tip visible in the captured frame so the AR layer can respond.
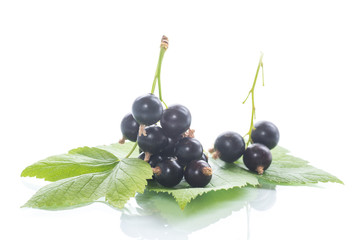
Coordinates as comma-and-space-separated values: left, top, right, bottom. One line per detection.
160, 35, 169, 49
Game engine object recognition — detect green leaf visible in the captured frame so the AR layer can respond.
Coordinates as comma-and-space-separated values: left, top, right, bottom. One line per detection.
239, 146, 344, 185
22, 158, 153, 210
21, 142, 137, 181
147, 159, 259, 209
21, 146, 118, 181
105, 158, 153, 208
21, 142, 342, 211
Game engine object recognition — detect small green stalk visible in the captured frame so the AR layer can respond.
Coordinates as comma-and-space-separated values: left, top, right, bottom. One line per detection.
124, 142, 138, 159
151, 47, 166, 94
151, 35, 169, 108
243, 52, 264, 147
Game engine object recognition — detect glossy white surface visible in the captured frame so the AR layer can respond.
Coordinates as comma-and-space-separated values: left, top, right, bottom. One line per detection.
9, 182, 360, 240
1, 0, 360, 239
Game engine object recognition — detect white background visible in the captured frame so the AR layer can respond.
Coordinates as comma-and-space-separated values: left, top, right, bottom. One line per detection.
1, 0, 359, 239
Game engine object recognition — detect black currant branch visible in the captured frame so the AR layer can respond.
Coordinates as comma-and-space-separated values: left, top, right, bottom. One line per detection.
243, 52, 264, 147
123, 35, 170, 159
208, 52, 277, 175
119, 36, 209, 187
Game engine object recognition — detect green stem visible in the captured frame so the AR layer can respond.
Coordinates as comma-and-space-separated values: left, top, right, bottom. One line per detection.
150, 36, 168, 108
151, 47, 166, 94
124, 142, 138, 159
158, 75, 168, 108
243, 52, 264, 147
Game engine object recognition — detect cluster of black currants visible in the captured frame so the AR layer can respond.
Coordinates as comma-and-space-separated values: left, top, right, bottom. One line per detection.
120, 93, 212, 188
210, 121, 279, 174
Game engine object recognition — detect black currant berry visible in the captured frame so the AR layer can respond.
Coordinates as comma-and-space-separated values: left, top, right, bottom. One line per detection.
138, 152, 163, 168
153, 158, 184, 187
184, 160, 212, 187
213, 131, 245, 163
251, 121, 280, 150
132, 93, 163, 126
160, 104, 191, 137
119, 113, 139, 143
243, 143, 272, 174
182, 153, 207, 164
137, 126, 168, 157
200, 153, 208, 162
175, 137, 203, 166
161, 135, 182, 155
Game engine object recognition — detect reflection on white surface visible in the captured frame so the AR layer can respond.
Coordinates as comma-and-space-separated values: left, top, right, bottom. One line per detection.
17, 176, 353, 240
120, 186, 277, 240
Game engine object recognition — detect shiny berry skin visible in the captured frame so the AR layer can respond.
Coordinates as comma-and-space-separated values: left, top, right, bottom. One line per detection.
160, 104, 191, 137
243, 143, 272, 174
153, 158, 184, 187
183, 153, 207, 165
138, 152, 163, 168
175, 137, 203, 166
214, 131, 245, 163
251, 121, 280, 149
120, 113, 139, 142
137, 126, 168, 154
161, 135, 182, 155
184, 160, 212, 187
200, 153, 208, 162
132, 93, 163, 125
